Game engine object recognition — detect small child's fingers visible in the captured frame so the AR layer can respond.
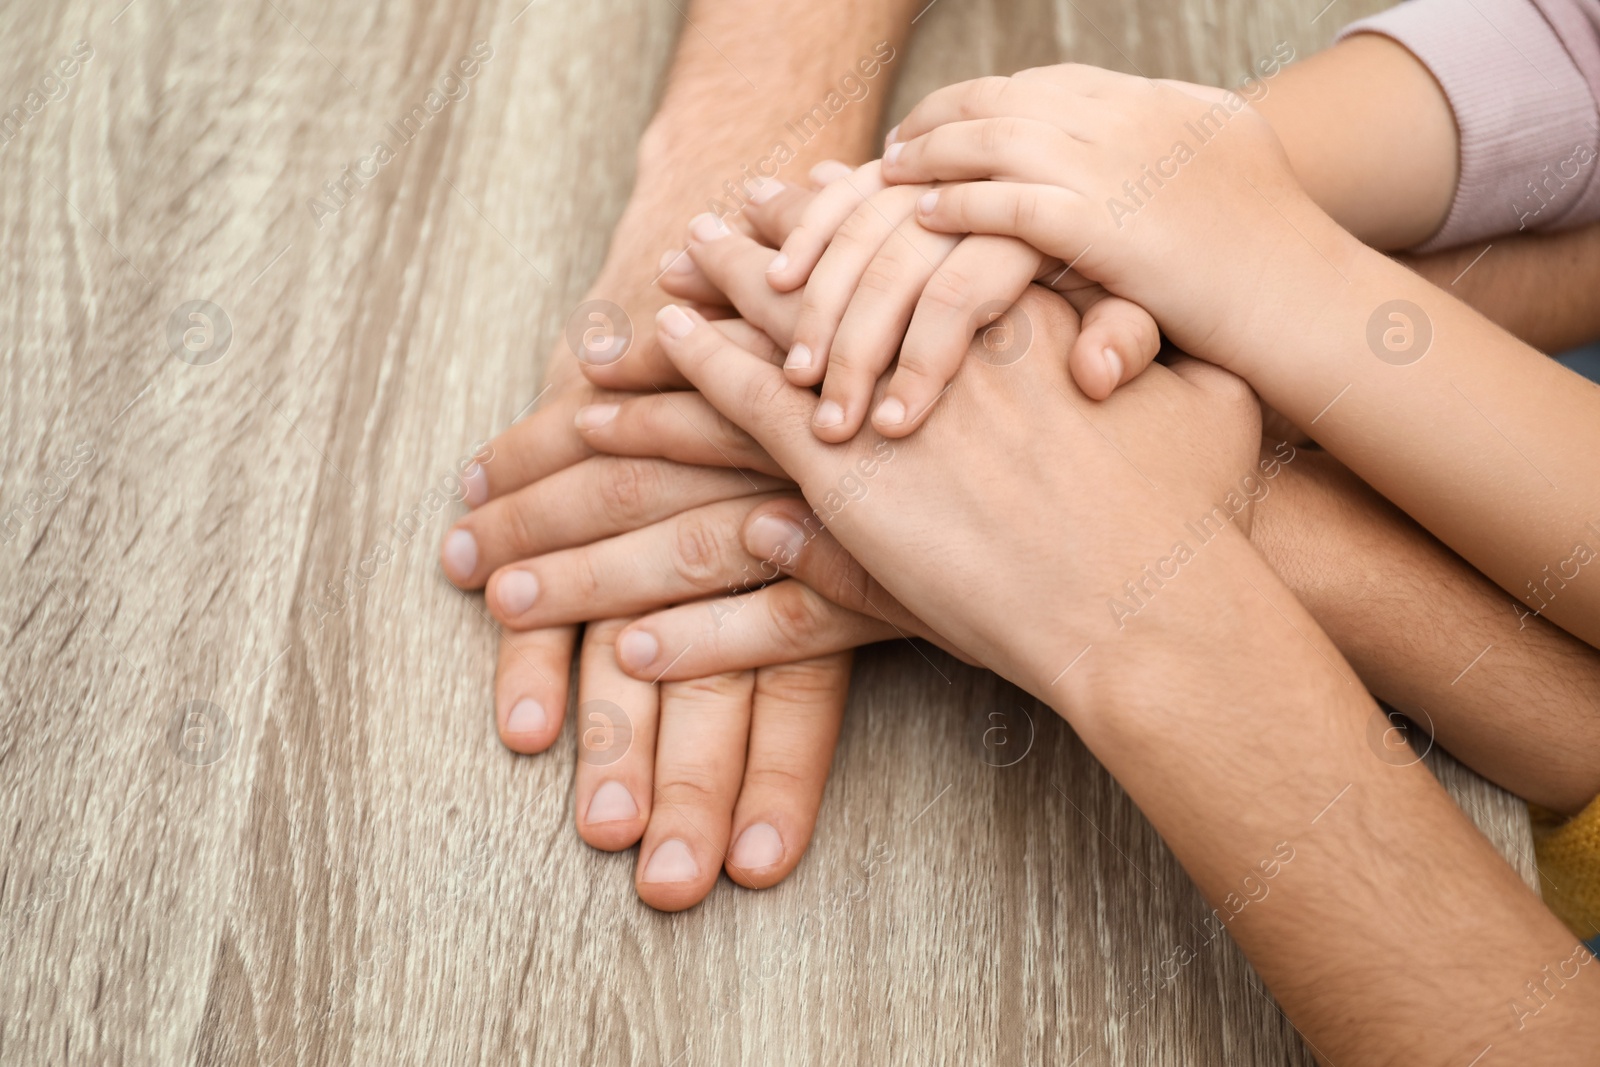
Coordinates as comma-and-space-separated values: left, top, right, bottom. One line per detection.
575, 389, 784, 478
883, 117, 1077, 186
1067, 291, 1162, 401
888, 73, 1096, 145
815, 210, 962, 441
766, 160, 888, 292
656, 247, 725, 304
883, 235, 1042, 435
741, 179, 817, 248
915, 182, 1099, 267
788, 186, 922, 391
685, 214, 802, 346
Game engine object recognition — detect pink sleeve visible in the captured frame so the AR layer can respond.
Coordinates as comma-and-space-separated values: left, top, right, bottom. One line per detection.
1337, 0, 1600, 252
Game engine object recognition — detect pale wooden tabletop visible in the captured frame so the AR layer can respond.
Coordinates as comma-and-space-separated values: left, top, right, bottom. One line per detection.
1, 0, 1534, 1063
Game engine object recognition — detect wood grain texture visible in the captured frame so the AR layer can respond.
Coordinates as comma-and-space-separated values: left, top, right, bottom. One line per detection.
0, 0, 1532, 1064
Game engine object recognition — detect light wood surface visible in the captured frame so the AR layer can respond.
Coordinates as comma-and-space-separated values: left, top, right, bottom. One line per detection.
1, 0, 1533, 1063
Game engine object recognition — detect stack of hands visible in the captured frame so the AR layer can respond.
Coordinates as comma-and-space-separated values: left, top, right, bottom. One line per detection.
439, 62, 1600, 1059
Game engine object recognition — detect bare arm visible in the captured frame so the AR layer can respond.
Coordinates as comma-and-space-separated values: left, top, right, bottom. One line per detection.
1253, 445, 1600, 814
1256, 33, 1600, 352
574, 0, 921, 390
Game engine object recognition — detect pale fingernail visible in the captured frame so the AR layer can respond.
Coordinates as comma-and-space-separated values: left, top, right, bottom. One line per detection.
658, 249, 693, 275
642, 838, 700, 883
574, 403, 620, 430
745, 515, 807, 564
885, 124, 900, 147
813, 399, 844, 428
617, 629, 660, 671
810, 160, 853, 185
657, 304, 694, 339
462, 463, 488, 507
506, 697, 546, 735
1102, 346, 1125, 387
730, 823, 784, 870
689, 212, 731, 242
884, 142, 903, 166
784, 343, 813, 372
766, 251, 789, 275
442, 529, 478, 580
917, 191, 939, 215
750, 178, 786, 205
586, 780, 639, 824
874, 397, 907, 426
497, 570, 540, 615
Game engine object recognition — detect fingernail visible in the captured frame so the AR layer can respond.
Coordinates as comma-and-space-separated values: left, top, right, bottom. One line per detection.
766, 251, 789, 275
574, 403, 620, 430
874, 397, 906, 426
617, 629, 660, 672
730, 822, 784, 870
917, 191, 939, 215
462, 463, 488, 507
506, 697, 546, 735
745, 515, 807, 564
810, 160, 853, 185
884, 142, 903, 166
641, 838, 700, 883
658, 249, 693, 275
689, 212, 731, 242
784, 343, 813, 372
657, 304, 694, 339
442, 529, 478, 580
1102, 346, 1124, 387
885, 124, 900, 147
586, 780, 639, 824
749, 178, 786, 205
813, 399, 844, 428
497, 570, 540, 615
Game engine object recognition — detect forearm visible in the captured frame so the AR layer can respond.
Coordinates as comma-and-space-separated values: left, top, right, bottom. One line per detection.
1240, 229, 1600, 649
1251, 446, 1600, 813
1065, 533, 1600, 1062
1400, 221, 1600, 353
1254, 33, 1457, 251
1256, 33, 1600, 353
569, 0, 917, 390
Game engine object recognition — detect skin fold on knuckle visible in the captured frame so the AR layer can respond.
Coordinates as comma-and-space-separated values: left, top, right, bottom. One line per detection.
670, 511, 738, 588
596, 457, 663, 524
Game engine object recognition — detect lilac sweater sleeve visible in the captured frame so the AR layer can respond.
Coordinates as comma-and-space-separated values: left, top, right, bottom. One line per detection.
1337, 0, 1600, 252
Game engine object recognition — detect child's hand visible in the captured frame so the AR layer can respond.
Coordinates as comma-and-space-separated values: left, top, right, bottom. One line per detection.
764, 161, 1162, 439
879, 67, 1343, 380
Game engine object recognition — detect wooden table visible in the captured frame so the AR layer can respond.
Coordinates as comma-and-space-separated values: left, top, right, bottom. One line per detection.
1, 0, 1533, 1062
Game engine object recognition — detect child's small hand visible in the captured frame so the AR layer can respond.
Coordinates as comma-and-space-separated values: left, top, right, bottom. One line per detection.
765, 162, 1162, 439
880, 67, 1341, 380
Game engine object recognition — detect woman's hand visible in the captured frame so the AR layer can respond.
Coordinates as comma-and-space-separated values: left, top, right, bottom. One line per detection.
650, 285, 1266, 709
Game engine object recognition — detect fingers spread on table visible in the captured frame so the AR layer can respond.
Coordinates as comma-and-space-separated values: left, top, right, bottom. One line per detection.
485, 492, 791, 629
494, 624, 578, 754
616, 580, 894, 681
726, 653, 851, 888
635, 669, 756, 911
574, 618, 660, 851
441, 455, 784, 588
576, 390, 783, 477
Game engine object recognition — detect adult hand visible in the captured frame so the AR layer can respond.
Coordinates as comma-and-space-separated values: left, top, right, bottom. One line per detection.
647, 284, 1265, 708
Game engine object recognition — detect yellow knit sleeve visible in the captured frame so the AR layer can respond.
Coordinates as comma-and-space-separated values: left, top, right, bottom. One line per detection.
1532, 794, 1600, 944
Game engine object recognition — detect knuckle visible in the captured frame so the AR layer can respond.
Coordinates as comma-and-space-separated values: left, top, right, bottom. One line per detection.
597, 458, 662, 522
1011, 186, 1044, 232
766, 583, 829, 646
665, 669, 753, 704
918, 268, 977, 319
741, 366, 792, 417
670, 512, 733, 588
963, 76, 1012, 118
654, 771, 725, 809
741, 762, 814, 795
585, 617, 630, 647
855, 256, 906, 300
